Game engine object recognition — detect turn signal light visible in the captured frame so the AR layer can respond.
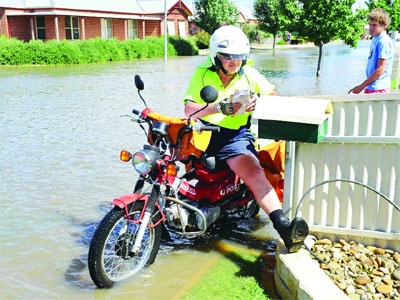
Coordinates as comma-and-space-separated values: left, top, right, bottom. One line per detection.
120, 150, 132, 162
166, 164, 177, 176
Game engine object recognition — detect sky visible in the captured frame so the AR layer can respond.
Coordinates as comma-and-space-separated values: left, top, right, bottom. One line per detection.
227, 0, 254, 8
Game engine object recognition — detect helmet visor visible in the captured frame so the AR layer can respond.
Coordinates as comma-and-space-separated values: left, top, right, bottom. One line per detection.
217, 52, 247, 61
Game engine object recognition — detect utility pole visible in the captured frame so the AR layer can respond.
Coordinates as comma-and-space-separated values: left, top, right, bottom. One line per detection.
164, 0, 168, 65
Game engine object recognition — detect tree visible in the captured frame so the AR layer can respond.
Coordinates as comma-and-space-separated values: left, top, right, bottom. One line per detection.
241, 23, 268, 44
365, 0, 400, 32
253, 0, 288, 49
287, 0, 365, 76
192, 0, 240, 34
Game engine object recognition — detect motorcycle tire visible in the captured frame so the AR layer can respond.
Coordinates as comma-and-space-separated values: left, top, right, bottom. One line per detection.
88, 201, 162, 288
244, 199, 260, 219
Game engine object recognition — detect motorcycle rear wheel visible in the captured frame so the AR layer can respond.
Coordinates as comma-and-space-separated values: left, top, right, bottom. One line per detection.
88, 202, 162, 288
244, 199, 260, 219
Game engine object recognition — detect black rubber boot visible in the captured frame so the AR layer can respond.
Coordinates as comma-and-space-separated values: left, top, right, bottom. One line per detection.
270, 210, 309, 253
278, 217, 309, 253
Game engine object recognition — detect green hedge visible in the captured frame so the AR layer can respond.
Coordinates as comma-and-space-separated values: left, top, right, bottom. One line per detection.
0, 35, 199, 65
188, 30, 210, 50
168, 35, 199, 55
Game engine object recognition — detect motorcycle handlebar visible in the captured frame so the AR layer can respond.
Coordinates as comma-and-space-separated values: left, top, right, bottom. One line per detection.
200, 125, 220, 132
132, 109, 141, 115
192, 123, 220, 133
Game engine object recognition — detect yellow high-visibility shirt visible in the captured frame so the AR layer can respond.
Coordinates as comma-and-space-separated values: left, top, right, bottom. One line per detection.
183, 57, 275, 129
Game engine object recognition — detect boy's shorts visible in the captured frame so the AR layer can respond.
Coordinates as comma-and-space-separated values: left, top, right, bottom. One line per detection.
364, 88, 390, 93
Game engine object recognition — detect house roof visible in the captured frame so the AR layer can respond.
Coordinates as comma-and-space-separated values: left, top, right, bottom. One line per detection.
137, 0, 192, 15
0, 0, 192, 15
234, 2, 256, 21
0, 0, 24, 8
0, 0, 140, 12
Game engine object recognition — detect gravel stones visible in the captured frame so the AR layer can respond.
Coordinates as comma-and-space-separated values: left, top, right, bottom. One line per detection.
310, 238, 400, 299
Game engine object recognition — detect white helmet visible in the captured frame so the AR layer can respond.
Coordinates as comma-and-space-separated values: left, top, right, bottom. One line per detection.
209, 25, 250, 69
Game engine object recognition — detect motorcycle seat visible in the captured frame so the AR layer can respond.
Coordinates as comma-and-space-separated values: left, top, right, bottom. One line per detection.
198, 154, 228, 172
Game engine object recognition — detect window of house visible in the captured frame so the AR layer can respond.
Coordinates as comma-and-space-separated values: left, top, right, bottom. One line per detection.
127, 19, 138, 39
178, 21, 186, 38
36, 16, 46, 40
167, 20, 175, 35
65, 16, 80, 40
101, 18, 113, 39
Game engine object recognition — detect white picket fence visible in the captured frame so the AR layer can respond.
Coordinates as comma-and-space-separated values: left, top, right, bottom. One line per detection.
281, 93, 400, 249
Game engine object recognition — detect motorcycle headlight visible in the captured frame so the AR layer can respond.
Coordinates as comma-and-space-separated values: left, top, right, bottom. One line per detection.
132, 145, 160, 175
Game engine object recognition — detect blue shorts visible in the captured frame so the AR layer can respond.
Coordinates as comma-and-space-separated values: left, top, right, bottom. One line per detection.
205, 124, 257, 161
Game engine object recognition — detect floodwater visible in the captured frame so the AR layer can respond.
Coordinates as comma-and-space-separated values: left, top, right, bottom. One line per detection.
0, 41, 370, 299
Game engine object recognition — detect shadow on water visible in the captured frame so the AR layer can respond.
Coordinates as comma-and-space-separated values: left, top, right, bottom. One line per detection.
64, 204, 106, 290
65, 254, 94, 290
65, 207, 280, 298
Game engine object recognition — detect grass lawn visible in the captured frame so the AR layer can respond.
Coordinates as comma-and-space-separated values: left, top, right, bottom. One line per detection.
182, 240, 275, 300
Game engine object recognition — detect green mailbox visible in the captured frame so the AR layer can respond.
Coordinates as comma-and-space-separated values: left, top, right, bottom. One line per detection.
253, 96, 333, 143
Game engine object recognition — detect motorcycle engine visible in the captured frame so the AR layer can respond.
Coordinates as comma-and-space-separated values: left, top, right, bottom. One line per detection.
165, 203, 193, 230
165, 203, 221, 232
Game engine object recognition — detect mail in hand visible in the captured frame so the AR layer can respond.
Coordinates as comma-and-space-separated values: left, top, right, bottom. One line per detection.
231, 89, 250, 115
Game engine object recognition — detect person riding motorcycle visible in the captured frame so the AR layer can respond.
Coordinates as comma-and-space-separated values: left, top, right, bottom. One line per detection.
183, 25, 309, 252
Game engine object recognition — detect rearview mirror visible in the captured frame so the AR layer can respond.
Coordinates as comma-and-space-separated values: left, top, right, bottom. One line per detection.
200, 85, 218, 104
134, 75, 144, 91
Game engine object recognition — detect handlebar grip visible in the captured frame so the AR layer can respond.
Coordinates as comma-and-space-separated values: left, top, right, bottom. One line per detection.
132, 109, 141, 115
201, 125, 220, 132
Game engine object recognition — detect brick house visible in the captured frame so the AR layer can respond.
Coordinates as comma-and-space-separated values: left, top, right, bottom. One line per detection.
234, 2, 258, 27
0, 0, 192, 42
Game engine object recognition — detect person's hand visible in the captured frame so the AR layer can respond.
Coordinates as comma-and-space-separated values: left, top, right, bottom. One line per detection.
348, 85, 363, 94
245, 93, 258, 112
214, 99, 242, 115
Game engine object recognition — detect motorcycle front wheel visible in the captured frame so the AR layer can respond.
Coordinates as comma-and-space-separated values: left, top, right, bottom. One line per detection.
88, 201, 162, 288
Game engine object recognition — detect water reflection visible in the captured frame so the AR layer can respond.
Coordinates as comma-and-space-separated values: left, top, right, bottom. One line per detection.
0, 41, 371, 299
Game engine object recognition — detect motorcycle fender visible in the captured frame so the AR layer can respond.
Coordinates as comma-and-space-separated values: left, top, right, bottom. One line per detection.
112, 194, 165, 229
112, 194, 149, 209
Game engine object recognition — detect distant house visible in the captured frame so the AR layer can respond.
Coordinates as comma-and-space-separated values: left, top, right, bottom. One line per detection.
234, 2, 258, 27
0, 0, 192, 42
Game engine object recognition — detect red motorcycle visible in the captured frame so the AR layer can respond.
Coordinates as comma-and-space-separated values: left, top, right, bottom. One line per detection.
88, 75, 266, 288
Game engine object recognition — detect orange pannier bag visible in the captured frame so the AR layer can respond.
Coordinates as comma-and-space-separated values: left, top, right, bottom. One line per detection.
145, 110, 211, 159
257, 141, 285, 202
